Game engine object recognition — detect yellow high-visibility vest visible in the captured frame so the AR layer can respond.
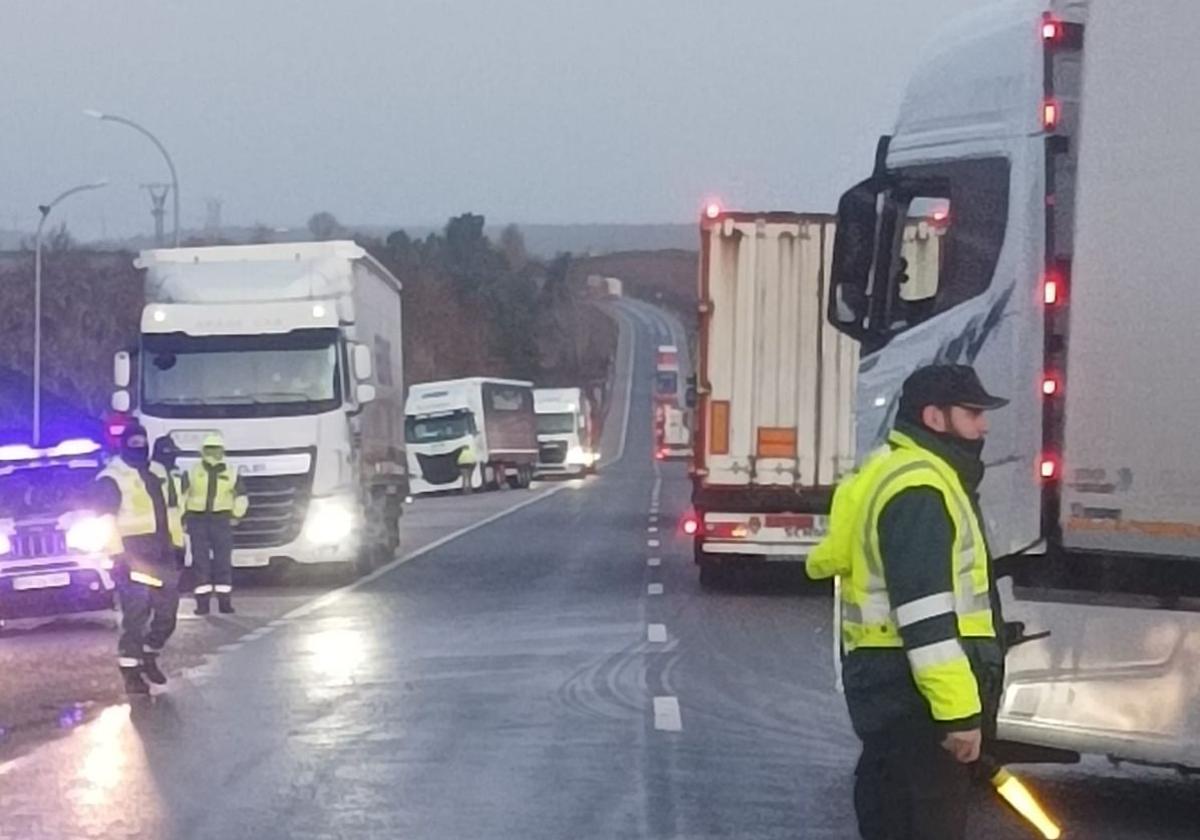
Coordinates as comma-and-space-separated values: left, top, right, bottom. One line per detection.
808, 430, 995, 723
185, 460, 248, 518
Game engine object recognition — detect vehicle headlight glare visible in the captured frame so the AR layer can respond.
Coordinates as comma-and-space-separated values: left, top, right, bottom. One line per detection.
66, 516, 113, 554
304, 500, 355, 545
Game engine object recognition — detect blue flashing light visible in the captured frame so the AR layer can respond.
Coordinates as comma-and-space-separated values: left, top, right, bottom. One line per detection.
0, 437, 102, 463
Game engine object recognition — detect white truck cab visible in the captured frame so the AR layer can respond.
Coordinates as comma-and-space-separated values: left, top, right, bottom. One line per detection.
828, 0, 1200, 770
534, 387, 596, 476
114, 241, 407, 572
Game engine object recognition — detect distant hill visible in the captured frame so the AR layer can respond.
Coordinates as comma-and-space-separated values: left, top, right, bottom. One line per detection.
87, 222, 696, 260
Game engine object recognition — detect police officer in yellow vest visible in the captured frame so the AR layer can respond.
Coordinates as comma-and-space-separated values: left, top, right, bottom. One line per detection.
184, 433, 248, 615
808, 365, 1008, 840
94, 424, 186, 695
457, 445, 476, 495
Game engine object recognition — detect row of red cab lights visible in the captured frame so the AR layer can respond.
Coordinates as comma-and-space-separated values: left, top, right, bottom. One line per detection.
1039, 15, 1069, 482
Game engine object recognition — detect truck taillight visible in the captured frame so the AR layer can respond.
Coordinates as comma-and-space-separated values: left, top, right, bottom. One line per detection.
682, 515, 699, 536
704, 201, 722, 220
1042, 18, 1062, 42
1041, 375, 1060, 396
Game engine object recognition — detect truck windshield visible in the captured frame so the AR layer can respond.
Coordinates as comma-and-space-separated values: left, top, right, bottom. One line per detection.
141, 330, 342, 419
406, 411, 474, 444
0, 464, 101, 518
536, 413, 577, 435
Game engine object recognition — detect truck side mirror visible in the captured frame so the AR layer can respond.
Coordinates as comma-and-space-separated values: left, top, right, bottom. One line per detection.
355, 383, 377, 405
353, 344, 373, 382
829, 176, 890, 341
112, 390, 131, 413
114, 351, 131, 388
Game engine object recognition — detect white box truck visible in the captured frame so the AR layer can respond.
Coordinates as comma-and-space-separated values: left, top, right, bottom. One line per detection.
112, 241, 406, 573
534, 387, 596, 476
691, 213, 861, 586
406, 378, 537, 494
826, 0, 1200, 770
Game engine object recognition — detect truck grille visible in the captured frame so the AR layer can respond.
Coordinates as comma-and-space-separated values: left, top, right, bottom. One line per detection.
539, 441, 568, 465
12, 527, 67, 559
233, 473, 313, 549
416, 452, 462, 486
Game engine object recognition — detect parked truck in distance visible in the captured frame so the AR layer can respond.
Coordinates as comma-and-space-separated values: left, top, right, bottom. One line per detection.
655, 403, 691, 461
406, 378, 538, 494
112, 241, 407, 574
826, 0, 1200, 771
654, 345, 680, 405
534, 387, 597, 477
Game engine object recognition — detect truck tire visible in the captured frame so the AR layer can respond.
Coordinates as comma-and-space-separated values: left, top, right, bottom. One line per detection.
483, 465, 498, 491
698, 558, 725, 590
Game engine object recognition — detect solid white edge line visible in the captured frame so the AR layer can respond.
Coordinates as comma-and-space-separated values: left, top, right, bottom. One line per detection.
653, 696, 682, 732
280, 482, 575, 623
647, 623, 668, 643
611, 303, 637, 467
647, 583, 664, 595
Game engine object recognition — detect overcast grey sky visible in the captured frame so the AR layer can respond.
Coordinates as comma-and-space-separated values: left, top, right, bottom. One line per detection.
2, 0, 994, 239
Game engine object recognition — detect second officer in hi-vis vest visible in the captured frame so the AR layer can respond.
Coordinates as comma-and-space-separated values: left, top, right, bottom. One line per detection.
807, 364, 1008, 840
95, 424, 186, 695
183, 433, 248, 615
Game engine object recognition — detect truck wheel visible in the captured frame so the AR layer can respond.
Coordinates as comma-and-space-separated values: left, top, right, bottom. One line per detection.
698, 559, 725, 590
483, 465, 497, 490
507, 468, 524, 490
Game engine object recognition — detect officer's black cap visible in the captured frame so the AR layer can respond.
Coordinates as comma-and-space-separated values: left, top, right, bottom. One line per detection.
898, 364, 1009, 417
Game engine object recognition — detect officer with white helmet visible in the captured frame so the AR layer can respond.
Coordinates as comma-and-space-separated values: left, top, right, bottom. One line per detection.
183, 432, 248, 614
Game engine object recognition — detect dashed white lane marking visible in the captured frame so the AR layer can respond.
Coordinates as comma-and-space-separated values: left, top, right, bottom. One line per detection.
648, 539, 660, 548
647, 623, 668, 643
648, 557, 661, 567
217, 642, 243, 653
647, 526, 659, 533
653, 696, 683, 732
647, 583, 663, 595
649, 515, 658, 524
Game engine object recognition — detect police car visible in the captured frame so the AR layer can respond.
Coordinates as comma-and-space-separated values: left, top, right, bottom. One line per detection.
0, 438, 117, 621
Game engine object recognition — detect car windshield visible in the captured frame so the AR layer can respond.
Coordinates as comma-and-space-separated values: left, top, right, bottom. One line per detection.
142, 331, 341, 418
536, 412, 576, 435
0, 463, 101, 518
406, 411, 472, 443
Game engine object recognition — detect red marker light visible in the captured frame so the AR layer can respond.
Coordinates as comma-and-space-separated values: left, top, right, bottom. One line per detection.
1042, 18, 1062, 41
704, 201, 721, 220
1043, 99, 1060, 131
931, 208, 950, 223
1043, 278, 1060, 305
1042, 376, 1060, 396
682, 516, 699, 536
1040, 457, 1059, 480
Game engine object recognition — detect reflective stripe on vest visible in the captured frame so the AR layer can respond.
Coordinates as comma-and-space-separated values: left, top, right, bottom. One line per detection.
832, 430, 995, 652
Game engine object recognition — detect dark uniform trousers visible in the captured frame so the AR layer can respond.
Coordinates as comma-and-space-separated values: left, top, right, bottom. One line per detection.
188, 512, 234, 592
853, 715, 970, 840
115, 542, 180, 663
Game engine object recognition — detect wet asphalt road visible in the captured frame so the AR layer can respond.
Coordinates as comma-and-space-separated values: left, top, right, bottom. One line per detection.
1, 300, 1197, 839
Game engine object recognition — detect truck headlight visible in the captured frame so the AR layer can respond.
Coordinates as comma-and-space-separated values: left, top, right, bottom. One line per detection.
304, 498, 356, 545
66, 516, 113, 554
0, 532, 11, 555
567, 447, 590, 465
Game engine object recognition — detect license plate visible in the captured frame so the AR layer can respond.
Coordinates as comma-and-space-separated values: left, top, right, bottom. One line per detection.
13, 572, 72, 591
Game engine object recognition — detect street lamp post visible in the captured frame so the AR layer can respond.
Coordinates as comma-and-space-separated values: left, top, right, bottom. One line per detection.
33, 180, 108, 446
84, 109, 180, 247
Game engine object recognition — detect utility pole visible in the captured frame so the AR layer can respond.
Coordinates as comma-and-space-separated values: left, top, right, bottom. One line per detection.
142, 183, 171, 247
